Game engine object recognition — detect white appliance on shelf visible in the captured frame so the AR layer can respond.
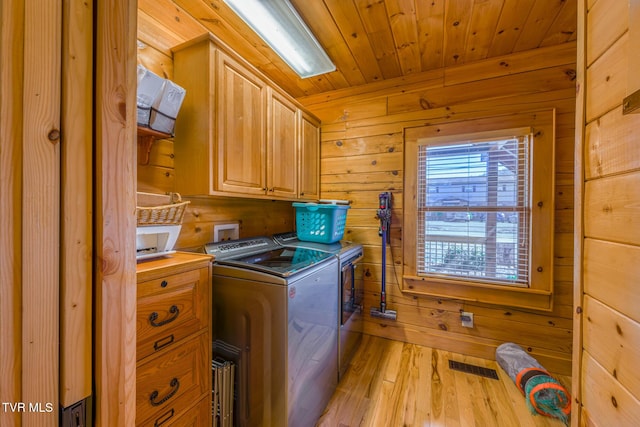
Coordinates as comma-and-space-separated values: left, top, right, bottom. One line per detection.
136, 224, 181, 260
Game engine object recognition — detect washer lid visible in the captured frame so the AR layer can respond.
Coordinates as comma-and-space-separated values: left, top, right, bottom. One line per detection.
216, 246, 335, 277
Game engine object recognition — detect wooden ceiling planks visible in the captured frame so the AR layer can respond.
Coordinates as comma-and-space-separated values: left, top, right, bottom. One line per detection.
464, 0, 504, 63
386, 0, 422, 75
443, 0, 475, 67
138, 0, 206, 42
354, 0, 403, 79
513, 0, 569, 52
137, 0, 577, 98
138, 9, 189, 57
487, 0, 536, 57
539, 0, 578, 47
324, 0, 385, 83
416, 0, 446, 70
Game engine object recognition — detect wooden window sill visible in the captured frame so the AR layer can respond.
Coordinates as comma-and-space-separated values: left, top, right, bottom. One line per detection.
402, 275, 553, 311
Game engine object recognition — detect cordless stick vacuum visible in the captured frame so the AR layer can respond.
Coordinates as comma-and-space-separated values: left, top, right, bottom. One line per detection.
370, 192, 397, 320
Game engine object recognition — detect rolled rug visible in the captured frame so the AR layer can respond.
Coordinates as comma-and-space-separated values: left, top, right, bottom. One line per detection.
496, 342, 571, 424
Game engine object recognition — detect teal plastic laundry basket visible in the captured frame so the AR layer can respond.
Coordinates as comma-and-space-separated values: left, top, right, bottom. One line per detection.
293, 202, 350, 244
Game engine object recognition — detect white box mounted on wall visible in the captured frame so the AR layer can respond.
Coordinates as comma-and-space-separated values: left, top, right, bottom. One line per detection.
213, 222, 239, 242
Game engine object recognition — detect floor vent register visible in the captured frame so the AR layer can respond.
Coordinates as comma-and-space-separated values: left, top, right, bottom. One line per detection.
448, 360, 499, 380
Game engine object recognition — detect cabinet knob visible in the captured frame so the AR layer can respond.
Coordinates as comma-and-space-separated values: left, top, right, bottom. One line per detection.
160, 280, 168, 288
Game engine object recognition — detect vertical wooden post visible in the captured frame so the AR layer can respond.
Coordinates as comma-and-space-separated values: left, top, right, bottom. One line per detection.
629, 0, 640, 95
0, 0, 25, 425
21, 0, 62, 425
571, 1, 587, 426
60, 0, 94, 409
94, 0, 138, 425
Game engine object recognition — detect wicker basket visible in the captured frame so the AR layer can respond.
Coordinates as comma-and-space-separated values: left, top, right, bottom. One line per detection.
136, 193, 190, 226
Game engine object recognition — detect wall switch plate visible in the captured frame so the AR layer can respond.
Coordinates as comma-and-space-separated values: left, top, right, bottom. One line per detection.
460, 311, 474, 328
213, 222, 239, 242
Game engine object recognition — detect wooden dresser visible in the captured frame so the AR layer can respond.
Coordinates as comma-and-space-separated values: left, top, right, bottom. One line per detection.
136, 252, 213, 426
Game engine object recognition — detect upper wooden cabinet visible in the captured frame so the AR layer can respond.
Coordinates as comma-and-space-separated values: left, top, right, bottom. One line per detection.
298, 110, 320, 200
217, 51, 267, 196
268, 89, 298, 198
172, 34, 319, 201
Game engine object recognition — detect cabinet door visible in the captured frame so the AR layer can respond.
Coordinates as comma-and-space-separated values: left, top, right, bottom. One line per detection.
268, 89, 298, 198
173, 38, 216, 196
298, 111, 321, 200
217, 51, 267, 195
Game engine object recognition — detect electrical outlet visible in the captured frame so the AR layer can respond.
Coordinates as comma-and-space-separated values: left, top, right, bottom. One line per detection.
60, 397, 90, 427
460, 311, 474, 328
213, 222, 239, 242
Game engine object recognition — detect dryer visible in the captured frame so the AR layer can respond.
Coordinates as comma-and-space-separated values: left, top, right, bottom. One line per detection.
273, 232, 364, 379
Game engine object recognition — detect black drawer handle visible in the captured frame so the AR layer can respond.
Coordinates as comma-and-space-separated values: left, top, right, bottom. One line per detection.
149, 305, 179, 327
149, 378, 180, 406
153, 334, 175, 351
154, 408, 175, 426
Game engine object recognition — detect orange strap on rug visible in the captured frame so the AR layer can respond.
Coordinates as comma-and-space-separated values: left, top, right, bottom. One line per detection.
528, 382, 572, 417
515, 367, 550, 393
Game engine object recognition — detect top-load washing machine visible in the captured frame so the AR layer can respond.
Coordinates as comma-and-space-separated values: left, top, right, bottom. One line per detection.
206, 236, 339, 427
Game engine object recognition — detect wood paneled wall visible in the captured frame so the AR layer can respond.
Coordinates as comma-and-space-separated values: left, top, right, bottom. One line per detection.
137, 193, 295, 250
574, 0, 640, 425
300, 42, 577, 375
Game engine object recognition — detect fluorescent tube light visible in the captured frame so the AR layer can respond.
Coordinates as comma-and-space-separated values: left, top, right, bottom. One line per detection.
223, 0, 335, 78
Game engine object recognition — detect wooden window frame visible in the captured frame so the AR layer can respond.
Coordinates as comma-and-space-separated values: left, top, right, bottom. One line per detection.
403, 110, 556, 311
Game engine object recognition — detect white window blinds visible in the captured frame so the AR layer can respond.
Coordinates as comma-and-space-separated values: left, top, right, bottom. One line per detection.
416, 135, 531, 286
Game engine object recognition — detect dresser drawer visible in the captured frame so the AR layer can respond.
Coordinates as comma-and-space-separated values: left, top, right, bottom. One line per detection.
141, 396, 211, 427
137, 332, 209, 426
137, 267, 209, 360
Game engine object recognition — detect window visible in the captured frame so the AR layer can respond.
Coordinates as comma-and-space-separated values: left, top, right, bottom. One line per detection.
403, 111, 555, 310
418, 135, 530, 286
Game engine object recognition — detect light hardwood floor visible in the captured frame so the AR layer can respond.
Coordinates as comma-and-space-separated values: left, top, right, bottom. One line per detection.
317, 335, 571, 427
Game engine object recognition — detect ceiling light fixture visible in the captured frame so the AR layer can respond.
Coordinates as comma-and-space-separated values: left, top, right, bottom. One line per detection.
222, 0, 335, 78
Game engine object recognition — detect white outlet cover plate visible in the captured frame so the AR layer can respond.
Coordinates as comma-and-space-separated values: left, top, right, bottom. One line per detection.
213, 223, 239, 242
461, 312, 474, 328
